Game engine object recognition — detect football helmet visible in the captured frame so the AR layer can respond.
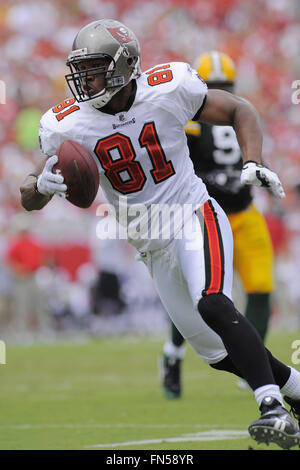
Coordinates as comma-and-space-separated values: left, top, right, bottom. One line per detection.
65, 19, 141, 109
193, 51, 236, 91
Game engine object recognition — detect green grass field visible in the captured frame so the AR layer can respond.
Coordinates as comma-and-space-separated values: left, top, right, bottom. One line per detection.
0, 330, 299, 451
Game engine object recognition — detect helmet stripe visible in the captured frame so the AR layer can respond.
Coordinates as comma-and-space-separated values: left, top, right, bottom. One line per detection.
209, 51, 226, 81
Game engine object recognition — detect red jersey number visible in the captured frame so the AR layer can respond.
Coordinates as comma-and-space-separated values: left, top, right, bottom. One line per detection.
146, 65, 173, 87
94, 122, 175, 194
52, 98, 80, 122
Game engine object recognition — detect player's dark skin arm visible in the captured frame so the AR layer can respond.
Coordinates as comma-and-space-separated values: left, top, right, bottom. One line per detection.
200, 89, 263, 164
20, 159, 53, 211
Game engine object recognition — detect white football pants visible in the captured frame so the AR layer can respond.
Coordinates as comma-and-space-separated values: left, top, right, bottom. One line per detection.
140, 198, 233, 364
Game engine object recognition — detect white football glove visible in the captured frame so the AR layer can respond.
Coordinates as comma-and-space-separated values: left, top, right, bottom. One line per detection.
241, 161, 285, 199
36, 155, 67, 198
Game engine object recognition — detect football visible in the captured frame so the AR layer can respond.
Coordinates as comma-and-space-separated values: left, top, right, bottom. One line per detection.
54, 140, 99, 208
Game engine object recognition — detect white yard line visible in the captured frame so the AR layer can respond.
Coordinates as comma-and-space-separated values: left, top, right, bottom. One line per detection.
0, 423, 246, 430
0, 423, 249, 447
85, 430, 249, 448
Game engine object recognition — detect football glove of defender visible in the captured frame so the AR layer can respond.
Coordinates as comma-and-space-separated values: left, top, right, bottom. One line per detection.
241, 161, 285, 199
36, 155, 67, 198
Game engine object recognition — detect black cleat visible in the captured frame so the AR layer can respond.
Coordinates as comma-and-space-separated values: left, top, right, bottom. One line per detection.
248, 397, 300, 449
284, 396, 300, 427
160, 354, 182, 399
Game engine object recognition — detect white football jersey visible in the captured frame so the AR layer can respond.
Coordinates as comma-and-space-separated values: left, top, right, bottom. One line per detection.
39, 62, 209, 251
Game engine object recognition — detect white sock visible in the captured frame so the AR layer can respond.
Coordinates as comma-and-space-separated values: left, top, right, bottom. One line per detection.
281, 367, 300, 399
163, 341, 186, 360
254, 384, 284, 408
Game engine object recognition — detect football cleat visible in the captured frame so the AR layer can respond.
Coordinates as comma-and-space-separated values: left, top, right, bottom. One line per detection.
160, 354, 182, 399
248, 397, 300, 449
284, 395, 300, 427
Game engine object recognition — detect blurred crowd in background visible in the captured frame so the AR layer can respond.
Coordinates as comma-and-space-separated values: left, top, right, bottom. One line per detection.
0, 0, 299, 342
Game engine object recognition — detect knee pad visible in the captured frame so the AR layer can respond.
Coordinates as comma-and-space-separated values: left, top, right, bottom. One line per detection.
197, 293, 240, 334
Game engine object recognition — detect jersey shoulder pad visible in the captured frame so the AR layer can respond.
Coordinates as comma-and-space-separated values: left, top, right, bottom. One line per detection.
41, 97, 81, 133
39, 97, 82, 156
142, 62, 206, 94
141, 62, 207, 125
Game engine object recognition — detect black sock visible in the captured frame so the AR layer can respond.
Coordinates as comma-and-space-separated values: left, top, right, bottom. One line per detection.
198, 293, 275, 390
210, 349, 291, 389
170, 322, 185, 348
245, 293, 271, 341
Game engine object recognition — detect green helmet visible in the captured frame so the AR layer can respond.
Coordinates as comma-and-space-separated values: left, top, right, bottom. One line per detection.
65, 19, 141, 109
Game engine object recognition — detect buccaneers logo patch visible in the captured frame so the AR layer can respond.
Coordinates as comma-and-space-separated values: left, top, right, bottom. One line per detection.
108, 27, 134, 43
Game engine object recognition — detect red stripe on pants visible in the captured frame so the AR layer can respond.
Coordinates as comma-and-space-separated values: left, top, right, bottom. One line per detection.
202, 201, 222, 295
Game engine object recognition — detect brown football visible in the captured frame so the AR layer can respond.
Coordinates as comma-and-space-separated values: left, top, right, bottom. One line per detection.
54, 140, 99, 208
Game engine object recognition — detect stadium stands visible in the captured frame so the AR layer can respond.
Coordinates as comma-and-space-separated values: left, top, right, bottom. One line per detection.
0, 0, 299, 338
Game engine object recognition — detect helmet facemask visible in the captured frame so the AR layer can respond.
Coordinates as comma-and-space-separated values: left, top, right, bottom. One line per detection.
66, 53, 125, 107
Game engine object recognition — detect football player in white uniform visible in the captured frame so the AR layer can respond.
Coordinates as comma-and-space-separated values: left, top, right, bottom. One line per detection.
20, 19, 300, 449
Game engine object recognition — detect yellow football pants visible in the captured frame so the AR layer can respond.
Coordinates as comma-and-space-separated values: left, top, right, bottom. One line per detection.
227, 203, 274, 293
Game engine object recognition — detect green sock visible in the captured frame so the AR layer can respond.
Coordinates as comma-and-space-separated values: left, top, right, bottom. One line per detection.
171, 322, 185, 347
245, 293, 271, 342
